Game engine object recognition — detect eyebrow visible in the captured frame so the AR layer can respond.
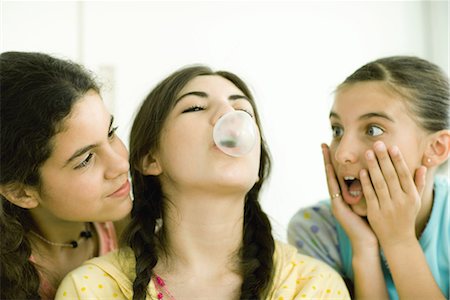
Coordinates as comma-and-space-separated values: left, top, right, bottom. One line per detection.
64, 115, 114, 167
329, 111, 395, 122
175, 91, 250, 105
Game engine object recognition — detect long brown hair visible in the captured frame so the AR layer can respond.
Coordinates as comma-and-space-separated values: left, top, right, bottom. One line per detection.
125, 65, 275, 299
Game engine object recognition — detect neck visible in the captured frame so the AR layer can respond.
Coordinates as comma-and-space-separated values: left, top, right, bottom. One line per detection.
415, 173, 435, 237
158, 192, 245, 277
28, 207, 90, 251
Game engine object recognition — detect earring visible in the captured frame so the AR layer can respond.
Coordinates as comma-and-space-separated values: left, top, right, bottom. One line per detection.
427, 158, 432, 163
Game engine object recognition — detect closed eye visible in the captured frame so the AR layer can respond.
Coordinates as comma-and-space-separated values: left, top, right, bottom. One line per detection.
237, 108, 254, 118
182, 105, 206, 113
108, 126, 118, 139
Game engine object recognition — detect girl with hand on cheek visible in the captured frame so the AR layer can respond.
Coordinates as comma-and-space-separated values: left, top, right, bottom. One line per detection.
0, 52, 132, 299
288, 56, 449, 300
56, 65, 350, 300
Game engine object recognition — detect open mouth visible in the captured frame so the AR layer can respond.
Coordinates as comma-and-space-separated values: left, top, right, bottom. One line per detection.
342, 176, 363, 204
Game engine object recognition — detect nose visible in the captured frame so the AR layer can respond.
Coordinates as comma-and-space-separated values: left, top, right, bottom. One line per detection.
334, 134, 360, 165
104, 139, 130, 179
210, 101, 236, 126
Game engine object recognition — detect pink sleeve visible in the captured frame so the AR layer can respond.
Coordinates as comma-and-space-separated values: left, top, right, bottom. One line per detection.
93, 221, 119, 255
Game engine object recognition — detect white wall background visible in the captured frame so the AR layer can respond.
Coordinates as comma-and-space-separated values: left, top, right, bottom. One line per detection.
2, 0, 448, 242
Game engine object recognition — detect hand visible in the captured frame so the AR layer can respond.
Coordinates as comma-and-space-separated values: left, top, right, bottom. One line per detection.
360, 141, 427, 247
321, 143, 378, 253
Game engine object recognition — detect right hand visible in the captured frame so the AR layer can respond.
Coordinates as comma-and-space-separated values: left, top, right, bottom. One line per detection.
321, 143, 379, 254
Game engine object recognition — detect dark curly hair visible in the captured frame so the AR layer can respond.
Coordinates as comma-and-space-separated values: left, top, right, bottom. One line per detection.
0, 51, 99, 299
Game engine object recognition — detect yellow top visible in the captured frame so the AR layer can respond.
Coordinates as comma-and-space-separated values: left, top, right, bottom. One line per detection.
56, 241, 349, 299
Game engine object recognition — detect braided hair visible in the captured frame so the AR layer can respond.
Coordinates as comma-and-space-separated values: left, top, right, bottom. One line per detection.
125, 65, 274, 299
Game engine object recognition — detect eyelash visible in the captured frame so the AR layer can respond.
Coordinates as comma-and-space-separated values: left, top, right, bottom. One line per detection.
330, 124, 385, 138
75, 153, 93, 170
74, 126, 117, 170
238, 108, 254, 117
366, 124, 384, 137
182, 105, 254, 117
108, 126, 118, 139
182, 105, 206, 113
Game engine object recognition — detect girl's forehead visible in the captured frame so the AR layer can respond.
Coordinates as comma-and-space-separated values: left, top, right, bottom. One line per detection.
179, 75, 241, 95
330, 82, 424, 129
332, 81, 408, 115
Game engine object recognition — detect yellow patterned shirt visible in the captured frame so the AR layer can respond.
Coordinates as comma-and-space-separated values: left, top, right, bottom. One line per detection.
56, 241, 349, 299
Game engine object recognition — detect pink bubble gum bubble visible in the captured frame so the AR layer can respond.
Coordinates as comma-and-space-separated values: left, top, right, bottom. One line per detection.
213, 111, 257, 157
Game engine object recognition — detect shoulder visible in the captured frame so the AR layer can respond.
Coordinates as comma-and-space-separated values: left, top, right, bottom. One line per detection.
269, 241, 350, 299
427, 176, 450, 228
55, 247, 136, 300
434, 176, 449, 203
287, 201, 343, 271
288, 200, 334, 233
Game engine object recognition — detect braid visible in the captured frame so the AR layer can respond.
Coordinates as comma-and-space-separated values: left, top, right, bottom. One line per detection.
240, 197, 275, 299
124, 176, 163, 300
0, 201, 41, 299
128, 65, 274, 299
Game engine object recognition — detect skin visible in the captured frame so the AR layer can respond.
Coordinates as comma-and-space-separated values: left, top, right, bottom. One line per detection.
322, 81, 447, 300
142, 75, 261, 299
29, 90, 132, 223
9, 90, 132, 289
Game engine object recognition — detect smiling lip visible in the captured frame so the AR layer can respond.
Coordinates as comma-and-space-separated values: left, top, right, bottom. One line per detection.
108, 180, 130, 198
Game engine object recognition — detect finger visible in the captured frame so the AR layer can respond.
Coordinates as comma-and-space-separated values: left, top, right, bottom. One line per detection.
373, 141, 402, 197
360, 168, 380, 211
388, 145, 421, 195
365, 148, 392, 209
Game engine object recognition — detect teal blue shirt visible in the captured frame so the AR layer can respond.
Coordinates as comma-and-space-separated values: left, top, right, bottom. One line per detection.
288, 176, 449, 299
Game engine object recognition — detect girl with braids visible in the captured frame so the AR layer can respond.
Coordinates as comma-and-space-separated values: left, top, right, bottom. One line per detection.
57, 65, 349, 299
288, 56, 450, 299
0, 51, 132, 299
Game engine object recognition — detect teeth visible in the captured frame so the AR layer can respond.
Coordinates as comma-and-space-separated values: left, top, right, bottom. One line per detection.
344, 176, 355, 180
350, 191, 361, 197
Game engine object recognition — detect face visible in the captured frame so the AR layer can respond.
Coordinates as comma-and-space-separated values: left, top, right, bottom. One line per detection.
152, 75, 261, 196
31, 90, 132, 222
329, 81, 429, 216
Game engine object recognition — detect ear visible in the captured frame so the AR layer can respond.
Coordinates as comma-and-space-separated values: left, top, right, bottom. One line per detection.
140, 153, 162, 176
422, 129, 450, 168
0, 183, 39, 209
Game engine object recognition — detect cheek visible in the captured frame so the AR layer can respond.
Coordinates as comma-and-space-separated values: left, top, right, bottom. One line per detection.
351, 201, 368, 217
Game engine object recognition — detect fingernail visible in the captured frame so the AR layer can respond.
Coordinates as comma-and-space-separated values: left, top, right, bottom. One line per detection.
374, 141, 385, 151
360, 169, 368, 177
366, 150, 375, 160
390, 145, 399, 156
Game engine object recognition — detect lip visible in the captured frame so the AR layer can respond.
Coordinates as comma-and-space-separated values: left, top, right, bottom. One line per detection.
339, 174, 363, 205
108, 180, 131, 198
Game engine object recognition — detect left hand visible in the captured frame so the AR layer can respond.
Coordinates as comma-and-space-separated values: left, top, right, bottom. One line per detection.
360, 141, 427, 247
